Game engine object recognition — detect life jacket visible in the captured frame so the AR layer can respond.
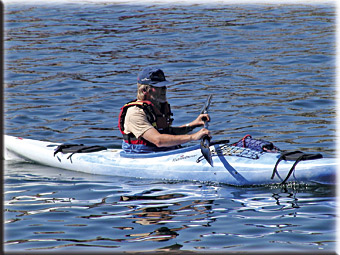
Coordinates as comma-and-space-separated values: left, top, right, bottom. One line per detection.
118, 100, 174, 145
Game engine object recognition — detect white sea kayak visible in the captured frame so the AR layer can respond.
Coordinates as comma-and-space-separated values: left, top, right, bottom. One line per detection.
4, 135, 336, 186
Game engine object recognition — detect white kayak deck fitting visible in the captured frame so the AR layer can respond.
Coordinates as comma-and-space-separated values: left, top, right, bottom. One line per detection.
4, 135, 336, 186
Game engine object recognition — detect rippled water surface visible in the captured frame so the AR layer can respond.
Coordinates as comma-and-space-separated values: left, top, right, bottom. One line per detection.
4, 2, 336, 252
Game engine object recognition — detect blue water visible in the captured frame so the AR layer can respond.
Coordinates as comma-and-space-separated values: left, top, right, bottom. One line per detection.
4, 2, 336, 252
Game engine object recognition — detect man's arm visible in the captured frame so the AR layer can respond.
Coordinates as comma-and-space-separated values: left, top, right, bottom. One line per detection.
169, 113, 210, 135
142, 126, 210, 148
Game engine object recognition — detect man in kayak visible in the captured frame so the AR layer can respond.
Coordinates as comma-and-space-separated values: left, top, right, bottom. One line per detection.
119, 67, 211, 153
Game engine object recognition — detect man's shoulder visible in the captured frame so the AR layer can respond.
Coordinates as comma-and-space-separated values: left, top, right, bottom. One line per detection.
126, 105, 147, 118
126, 105, 145, 113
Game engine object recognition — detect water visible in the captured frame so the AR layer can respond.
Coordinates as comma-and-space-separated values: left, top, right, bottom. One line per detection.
4, 2, 336, 252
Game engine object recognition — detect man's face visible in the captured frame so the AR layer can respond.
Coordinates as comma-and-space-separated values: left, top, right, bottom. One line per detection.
149, 86, 167, 103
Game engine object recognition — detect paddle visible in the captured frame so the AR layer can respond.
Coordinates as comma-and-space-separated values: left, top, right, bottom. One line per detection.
200, 95, 213, 166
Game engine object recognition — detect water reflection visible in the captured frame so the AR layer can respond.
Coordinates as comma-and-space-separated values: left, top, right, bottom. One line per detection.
5, 174, 335, 251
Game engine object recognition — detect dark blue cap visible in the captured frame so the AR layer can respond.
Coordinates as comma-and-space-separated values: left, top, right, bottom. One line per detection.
137, 67, 170, 87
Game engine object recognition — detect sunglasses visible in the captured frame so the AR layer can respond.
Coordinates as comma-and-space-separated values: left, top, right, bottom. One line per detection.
151, 85, 167, 90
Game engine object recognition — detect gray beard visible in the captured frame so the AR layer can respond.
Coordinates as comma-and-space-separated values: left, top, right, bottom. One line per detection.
150, 95, 167, 106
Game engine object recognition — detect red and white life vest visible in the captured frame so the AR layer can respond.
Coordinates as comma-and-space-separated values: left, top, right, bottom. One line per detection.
118, 100, 173, 145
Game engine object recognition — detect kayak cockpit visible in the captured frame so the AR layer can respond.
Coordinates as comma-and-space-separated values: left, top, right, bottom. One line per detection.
120, 144, 201, 158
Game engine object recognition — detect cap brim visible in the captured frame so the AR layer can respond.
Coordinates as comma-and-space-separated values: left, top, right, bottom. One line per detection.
149, 80, 171, 87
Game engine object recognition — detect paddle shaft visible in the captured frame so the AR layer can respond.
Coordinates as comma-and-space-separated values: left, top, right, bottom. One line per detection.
200, 94, 212, 136
200, 95, 212, 116
200, 95, 213, 166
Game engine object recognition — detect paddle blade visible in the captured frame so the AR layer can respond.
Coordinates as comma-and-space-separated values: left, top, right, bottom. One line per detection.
200, 136, 213, 167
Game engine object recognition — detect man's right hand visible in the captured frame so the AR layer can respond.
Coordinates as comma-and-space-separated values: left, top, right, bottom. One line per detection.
192, 128, 211, 141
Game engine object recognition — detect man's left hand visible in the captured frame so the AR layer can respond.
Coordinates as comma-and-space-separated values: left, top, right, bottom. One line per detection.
192, 114, 210, 127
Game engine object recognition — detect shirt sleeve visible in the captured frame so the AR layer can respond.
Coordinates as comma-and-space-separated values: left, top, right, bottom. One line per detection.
124, 106, 154, 139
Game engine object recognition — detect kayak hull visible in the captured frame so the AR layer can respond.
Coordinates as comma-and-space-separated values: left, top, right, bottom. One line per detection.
4, 135, 336, 186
